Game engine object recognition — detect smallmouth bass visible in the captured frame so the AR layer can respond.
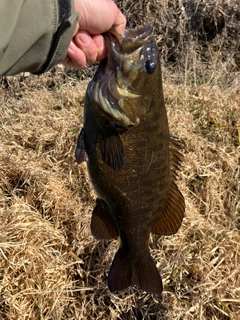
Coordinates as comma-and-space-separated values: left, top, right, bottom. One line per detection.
76, 25, 185, 295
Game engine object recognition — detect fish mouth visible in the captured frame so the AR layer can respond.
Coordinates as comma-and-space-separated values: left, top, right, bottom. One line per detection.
89, 25, 157, 127
107, 25, 153, 54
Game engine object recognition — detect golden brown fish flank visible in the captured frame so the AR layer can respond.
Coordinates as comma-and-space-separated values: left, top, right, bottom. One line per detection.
76, 25, 185, 295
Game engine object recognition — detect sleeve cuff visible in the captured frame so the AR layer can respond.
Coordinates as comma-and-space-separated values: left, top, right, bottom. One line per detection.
34, 0, 78, 74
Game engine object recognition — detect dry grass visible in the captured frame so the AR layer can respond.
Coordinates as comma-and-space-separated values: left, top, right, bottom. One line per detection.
0, 1, 239, 319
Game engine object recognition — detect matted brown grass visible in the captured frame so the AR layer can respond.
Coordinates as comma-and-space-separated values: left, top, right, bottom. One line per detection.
0, 0, 239, 319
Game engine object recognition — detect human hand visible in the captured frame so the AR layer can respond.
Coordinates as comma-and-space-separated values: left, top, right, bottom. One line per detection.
62, 0, 126, 68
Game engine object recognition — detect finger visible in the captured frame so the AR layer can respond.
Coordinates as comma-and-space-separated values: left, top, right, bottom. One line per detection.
66, 41, 87, 68
112, 10, 126, 35
74, 31, 98, 65
92, 34, 107, 61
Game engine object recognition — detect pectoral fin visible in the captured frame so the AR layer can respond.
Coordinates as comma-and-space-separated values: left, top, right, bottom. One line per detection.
91, 198, 118, 240
100, 123, 126, 170
75, 128, 88, 164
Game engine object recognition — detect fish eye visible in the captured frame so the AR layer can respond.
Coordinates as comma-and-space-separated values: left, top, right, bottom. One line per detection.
145, 59, 156, 74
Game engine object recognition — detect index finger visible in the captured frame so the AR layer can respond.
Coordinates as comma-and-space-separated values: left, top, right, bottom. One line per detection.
112, 9, 126, 35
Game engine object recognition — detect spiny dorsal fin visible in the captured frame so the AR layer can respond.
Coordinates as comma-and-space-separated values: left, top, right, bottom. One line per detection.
169, 134, 185, 179
91, 198, 119, 240
151, 135, 185, 235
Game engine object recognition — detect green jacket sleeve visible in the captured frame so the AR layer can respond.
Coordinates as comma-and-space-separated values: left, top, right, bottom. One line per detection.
0, 0, 78, 76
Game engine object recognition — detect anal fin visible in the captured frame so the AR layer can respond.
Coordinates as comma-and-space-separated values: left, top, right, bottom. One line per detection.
91, 198, 118, 240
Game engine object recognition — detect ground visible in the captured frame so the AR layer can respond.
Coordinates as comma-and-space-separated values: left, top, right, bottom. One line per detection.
0, 1, 239, 319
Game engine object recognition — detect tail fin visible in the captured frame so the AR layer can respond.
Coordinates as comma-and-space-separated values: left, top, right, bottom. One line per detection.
108, 249, 162, 295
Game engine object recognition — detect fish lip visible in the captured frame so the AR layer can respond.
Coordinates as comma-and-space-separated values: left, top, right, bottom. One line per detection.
123, 25, 153, 41
106, 25, 153, 54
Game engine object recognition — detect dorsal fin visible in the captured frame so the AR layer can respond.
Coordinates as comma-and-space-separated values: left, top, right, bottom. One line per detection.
151, 135, 185, 235
151, 182, 185, 235
169, 135, 185, 180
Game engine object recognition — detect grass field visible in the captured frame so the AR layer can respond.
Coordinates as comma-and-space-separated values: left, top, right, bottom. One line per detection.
0, 1, 239, 319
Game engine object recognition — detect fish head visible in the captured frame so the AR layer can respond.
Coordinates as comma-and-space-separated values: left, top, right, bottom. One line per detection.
87, 25, 161, 127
